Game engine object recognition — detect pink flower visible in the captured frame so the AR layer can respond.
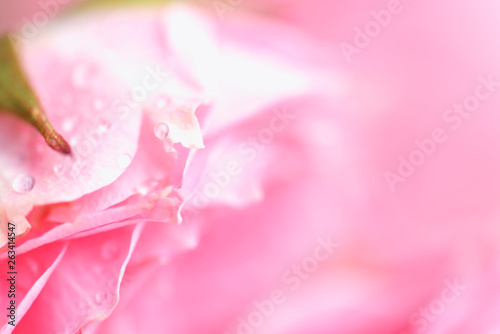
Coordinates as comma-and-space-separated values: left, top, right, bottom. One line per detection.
4, 1, 500, 333
0, 3, 336, 333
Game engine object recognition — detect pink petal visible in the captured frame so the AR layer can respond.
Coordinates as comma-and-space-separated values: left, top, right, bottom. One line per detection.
14, 223, 143, 333
0, 242, 67, 333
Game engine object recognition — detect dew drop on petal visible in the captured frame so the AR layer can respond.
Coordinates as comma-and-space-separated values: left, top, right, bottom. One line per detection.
12, 174, 35, 193
117, 154, 132, 169
154, 122, 169, 140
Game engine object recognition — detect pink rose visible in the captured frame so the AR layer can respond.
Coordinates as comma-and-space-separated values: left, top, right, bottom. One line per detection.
1, 2, 336, 333
3, 1, 500, 333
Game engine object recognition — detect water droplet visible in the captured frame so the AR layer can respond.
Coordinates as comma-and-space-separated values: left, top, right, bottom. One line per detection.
101, 241, 119, 261
154, 122, 169, 140
98, 120, 112, 133
12, 174, 35, 193
53, 163, 63, 174
117, 154, 132, 169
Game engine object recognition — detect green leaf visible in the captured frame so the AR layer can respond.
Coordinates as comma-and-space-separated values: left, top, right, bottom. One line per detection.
0, 34, 71, 154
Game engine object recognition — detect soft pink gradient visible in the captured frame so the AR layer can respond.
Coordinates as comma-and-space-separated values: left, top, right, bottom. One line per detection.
2, 1, 500, 334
